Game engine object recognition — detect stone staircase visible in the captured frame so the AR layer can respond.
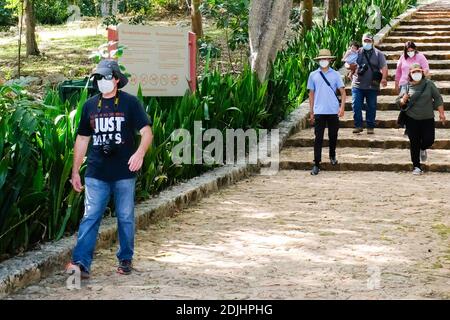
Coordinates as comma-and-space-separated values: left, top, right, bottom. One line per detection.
280, 1, 450, 173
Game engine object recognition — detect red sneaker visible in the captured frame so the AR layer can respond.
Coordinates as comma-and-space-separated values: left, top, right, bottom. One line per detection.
117, 260, 132, 275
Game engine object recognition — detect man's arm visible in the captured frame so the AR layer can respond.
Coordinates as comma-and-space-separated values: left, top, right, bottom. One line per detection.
71, 135, 91, 192
128, 125, 153, 172
309, 90, 315, 124
338, 87, 346, 117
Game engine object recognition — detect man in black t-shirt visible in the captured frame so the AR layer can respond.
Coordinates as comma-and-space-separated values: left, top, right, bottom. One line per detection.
66, 59, 153, 278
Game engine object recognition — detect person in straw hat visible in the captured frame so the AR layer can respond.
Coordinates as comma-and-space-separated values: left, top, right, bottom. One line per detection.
396, 62, 445, 175
307, 49, 346, 175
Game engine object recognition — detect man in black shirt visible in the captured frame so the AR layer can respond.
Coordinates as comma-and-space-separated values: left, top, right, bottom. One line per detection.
67, 59, 153, 278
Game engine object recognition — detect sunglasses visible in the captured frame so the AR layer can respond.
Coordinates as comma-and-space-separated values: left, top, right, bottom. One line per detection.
94, 74, 114, 81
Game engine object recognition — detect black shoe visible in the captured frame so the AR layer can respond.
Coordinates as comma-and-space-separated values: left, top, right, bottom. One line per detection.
310, 165, 320, 175
117, 260, 133, 275
330, 156, 338, 165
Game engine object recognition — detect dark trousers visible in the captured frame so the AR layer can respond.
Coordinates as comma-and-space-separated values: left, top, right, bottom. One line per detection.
405, 116, 435, 169
314, 114, 340, 165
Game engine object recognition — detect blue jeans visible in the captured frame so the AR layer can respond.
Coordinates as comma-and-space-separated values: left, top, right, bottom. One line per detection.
72, 177, 136, 272
352, 88, 378, 129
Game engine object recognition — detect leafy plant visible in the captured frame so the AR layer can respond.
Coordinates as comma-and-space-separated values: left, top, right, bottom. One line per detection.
201, 0, 249, 51
198, 37, 221, 59
128, 13, 147, 25
0, 0, 16, 29
34, 0, 71, 25
101, 15, 123, 28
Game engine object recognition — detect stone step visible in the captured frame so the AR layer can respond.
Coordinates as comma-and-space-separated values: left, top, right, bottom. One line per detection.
419, 7, 450, 11
415, 9, 450, 12
379, 43, 450, 51
412, 13, 450, 18
278, 147, 450, 172
394, 25, 450, 31
400, 18, 450, 25
382, 36, 450, 44
338, 111, 450, 129
345, 81, 450, 95
387, 60, 450, 70
385, 51, 450, 60
389, 30, 450, 37
343, 97, 450, 111
285, 128, 450, 149
387, 70, 450, 81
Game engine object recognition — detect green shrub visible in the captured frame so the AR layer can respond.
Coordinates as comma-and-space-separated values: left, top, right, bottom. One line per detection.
118, 0, 152, 15
77, 0, 100, 17
201, 0, 249, 51
0, 0, 16, 29
35, 0, 71, 25
198, 37, 222, 59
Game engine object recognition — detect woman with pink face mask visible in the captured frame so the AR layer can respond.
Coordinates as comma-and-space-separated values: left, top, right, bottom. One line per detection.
395, 41, 430, 95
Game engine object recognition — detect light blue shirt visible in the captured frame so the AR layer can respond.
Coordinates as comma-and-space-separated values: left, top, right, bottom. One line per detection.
307, 67, 344, 115
345, 51, 358, 64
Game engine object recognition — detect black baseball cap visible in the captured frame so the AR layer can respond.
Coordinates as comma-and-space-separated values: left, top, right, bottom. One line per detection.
91, 59, 128, 88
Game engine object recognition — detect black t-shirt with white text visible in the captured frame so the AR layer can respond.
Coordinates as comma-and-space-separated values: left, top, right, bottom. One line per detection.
77, 90, 152, 181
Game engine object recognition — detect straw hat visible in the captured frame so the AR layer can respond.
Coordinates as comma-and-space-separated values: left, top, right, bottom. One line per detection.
314, 49, 336, 60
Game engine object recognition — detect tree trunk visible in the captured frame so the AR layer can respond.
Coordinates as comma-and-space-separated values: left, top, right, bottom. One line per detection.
191, 0, 203, 37
302, 0, 313, 31
249, 0, 293, 82
24, 0, 39, 57
325, 0, 340, 23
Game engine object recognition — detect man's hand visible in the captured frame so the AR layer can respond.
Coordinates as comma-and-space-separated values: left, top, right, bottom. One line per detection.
309, 112, 315, 126
381, 79, 388, 88
70, 172, 84, 193
338, 107, 345, 118
128, 151, 145, 172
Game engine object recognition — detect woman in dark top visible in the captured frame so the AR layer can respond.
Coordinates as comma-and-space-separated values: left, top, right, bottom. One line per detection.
396, 63, 446, 175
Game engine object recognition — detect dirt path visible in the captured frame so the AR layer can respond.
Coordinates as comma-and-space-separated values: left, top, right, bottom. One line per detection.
7, 171, 450, 300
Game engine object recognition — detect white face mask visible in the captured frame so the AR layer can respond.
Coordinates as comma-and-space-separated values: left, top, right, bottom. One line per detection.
97, 78, 115, 94
363, 43, 373, 51
411, 72, 423, 82
319, 60, 330, 68
407, 51, 416, 58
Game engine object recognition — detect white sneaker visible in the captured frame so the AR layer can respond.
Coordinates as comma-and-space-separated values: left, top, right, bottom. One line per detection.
412, 167, 423, 175
420, 149, 427, 162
